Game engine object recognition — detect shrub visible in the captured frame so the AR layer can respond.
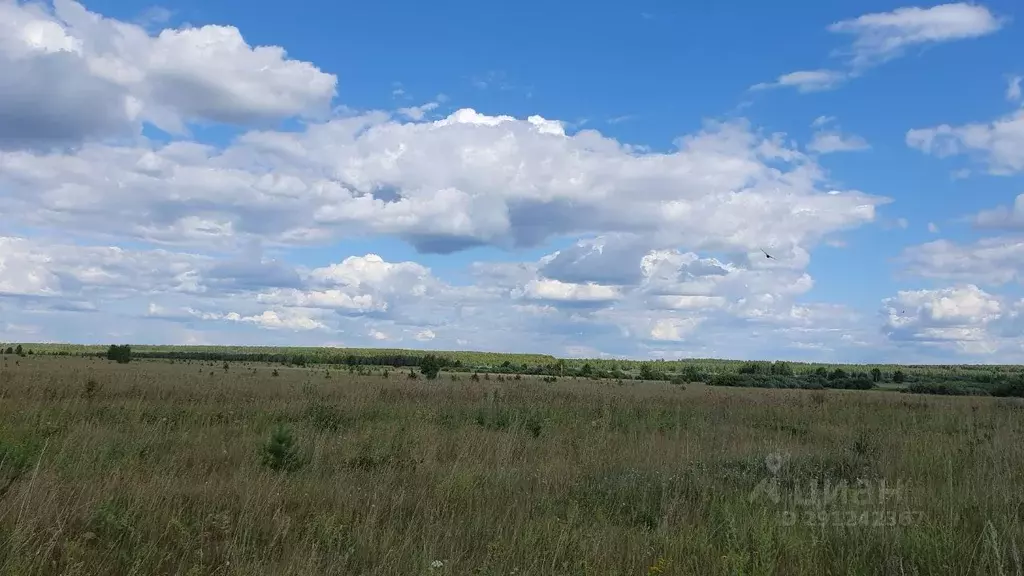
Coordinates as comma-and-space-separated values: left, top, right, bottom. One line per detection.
827, 368, 848, 381
709, 374, 744, 387
640, 364, 666, 381
106, 344, 131, 364
83, 378, 100, 400
419, 354, 443, 380
990, 377, 1024, 398
770, 361, 794, 376
679, 365, 708, 383
906, 382, 989, 396
800, 378, 825, 390
738, 361, 771, 375
818, 376, 872, 390
260, 425, 303, 472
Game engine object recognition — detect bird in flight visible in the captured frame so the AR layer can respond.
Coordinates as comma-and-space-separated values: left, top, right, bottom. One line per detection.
760, 248, 775, 260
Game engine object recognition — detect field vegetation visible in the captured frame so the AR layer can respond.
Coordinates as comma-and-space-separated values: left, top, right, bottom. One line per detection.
0, 351, 1022, 574
5, 343, 1024, 398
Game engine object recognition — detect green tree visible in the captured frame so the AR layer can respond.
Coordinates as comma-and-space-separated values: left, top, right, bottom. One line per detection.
260, 424, 302, 472
14, 344, 23, 356
871, 368, 882, 382
640, 363, 655, 380
106, 344, 131, 364
419, 354, 443, 380
828, 368, 848, 381
739, 361, 771, 375
680, 365, 707, 383
892, 369, 905, 384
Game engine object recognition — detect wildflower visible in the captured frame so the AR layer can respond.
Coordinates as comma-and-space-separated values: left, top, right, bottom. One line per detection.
430, 560, 444, 570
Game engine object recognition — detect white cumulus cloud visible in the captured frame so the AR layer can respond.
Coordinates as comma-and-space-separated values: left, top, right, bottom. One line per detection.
0, 0, 337, 148
881, 285, 1023, 355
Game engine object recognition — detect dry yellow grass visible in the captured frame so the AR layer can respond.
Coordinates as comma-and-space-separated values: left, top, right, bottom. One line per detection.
1, 356, 1022, 575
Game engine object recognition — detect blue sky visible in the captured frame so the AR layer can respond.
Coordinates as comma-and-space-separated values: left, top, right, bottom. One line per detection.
1, 0, 1024, 362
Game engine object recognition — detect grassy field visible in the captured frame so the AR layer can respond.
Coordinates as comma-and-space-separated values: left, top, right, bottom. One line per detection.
11, 342, 1024, 376
1, 355, 1023, 575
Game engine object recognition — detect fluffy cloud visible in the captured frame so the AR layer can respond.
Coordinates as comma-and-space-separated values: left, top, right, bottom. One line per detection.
753, 3, 1004, 93
2, 5, 884, 265
907, 110, 1024, 175
0, 108, 888, 256
885, 228, 1024, 358
972, 193, 1024, 231
202, 309, 330, 332
881, 285, 1023, 355
0, 0, 336, 148
897, 236, 1024, 286
0, 229, 880, 359
514, 278, 622, 304
0, 234, 451, 332
0, 236, 206, 299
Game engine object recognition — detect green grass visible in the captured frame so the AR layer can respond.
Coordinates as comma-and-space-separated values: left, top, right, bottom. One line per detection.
1, 355, 1023, 575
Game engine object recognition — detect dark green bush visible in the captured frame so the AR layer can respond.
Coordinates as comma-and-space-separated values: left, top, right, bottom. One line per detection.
906, 382, 990, 396
991, 380, 1024, 398
106, 344, 131, 364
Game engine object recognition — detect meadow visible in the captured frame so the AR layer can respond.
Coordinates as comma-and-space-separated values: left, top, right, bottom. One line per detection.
1, 352, 1023, 575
